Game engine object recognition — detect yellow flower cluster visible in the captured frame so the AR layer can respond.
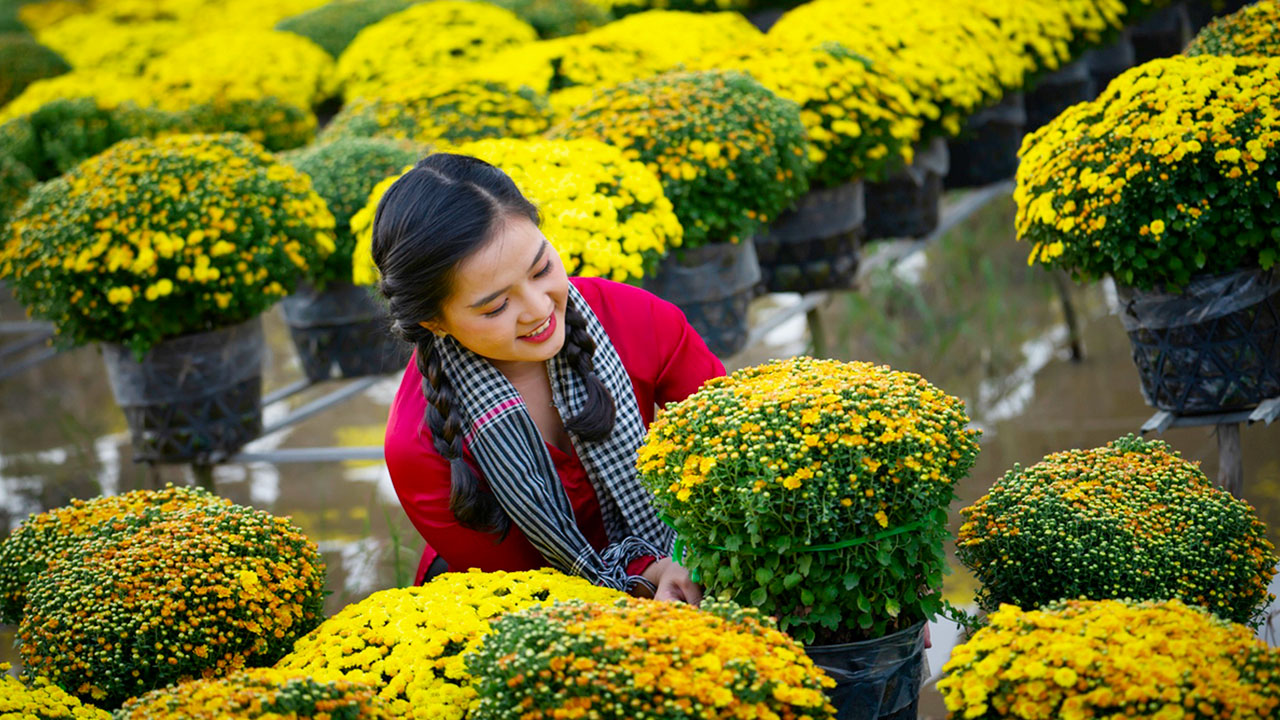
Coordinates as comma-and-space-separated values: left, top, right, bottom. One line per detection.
322, 78, 552, 147
142, 29, 335, 110
1185, 0, 1280, 58
1015, 55, 1280, 288
351, 137, 681, 285
34, 15, 188, 74
116, 669, 392, 719
696, 40, 922, 186
0, 485, 225, 625
275, 569, 625, 720
769, 0, 1019, 138
335, 1, 537, 98
0, 664, 111, 720
938, 599, 1280, 720
19, 501, 328, 709
1, 132, 335, 356
594, 0, 749, 13
470, 598, 835, 719
957, 435, 1277, 625
0, 70, 153, 124
637, 356, 980, 643
556, 70, 810, 248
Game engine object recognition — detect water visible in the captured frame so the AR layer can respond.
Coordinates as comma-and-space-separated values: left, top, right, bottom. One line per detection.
2, 195, 1277, 717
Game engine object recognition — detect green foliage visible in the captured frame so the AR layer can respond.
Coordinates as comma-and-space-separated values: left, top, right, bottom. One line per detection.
0, 33, 69, 107
957, 435, 1279, 625
276, 0, 417, 57
280, 136, 419, 284
1185, 0, 1280, 57
180, 97, 318, 152
0, 149, 34, 226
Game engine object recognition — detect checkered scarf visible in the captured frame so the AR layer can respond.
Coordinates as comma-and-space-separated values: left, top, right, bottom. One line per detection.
432, 283, 674, 591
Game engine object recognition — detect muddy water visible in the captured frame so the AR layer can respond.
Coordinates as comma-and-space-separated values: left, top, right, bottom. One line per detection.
2, 196, 1277, 718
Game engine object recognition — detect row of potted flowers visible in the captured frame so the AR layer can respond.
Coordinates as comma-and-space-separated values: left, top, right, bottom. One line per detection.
1, 355, 1276, 718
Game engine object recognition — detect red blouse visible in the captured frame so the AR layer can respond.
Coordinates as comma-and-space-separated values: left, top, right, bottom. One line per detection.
384, 276, 726, 584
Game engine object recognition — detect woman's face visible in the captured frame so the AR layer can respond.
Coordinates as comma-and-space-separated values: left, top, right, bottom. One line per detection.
422, 214, 570, 368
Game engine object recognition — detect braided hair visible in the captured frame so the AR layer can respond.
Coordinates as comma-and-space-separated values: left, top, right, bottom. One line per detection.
371, 153, 616, 536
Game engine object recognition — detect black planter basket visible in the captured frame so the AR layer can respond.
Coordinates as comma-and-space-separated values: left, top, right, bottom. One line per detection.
864, 138, 948, 241
281, 282, 411, 382
1130, 2, 1192, 65
644, 240, 761, 357
102, 318, 264, 464
945, 92, 1026, 189
805, 621, 927, 720
755, 180, 865, 294
1083, 29, 1135, 97
1026, 60, 1095, 133
1118, 269, 1280, 415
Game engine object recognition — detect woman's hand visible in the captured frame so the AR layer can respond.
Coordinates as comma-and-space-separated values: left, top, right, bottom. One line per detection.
640, 557, 703, 605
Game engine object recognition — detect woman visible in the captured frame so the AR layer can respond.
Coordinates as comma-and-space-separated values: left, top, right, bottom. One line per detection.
373, 153, 724, 604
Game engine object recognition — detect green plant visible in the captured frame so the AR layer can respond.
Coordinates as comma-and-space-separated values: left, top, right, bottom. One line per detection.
489, 0, 612, 37
958, 435, 1278, 625
116, 670, 392, 719
281, 136, 419, 285
0, 97, 174, 180
1186, 0, 1280, 57
1, 132, 336, 356
555, 70, 810, 249
276, 0, 417, 57
180, 97, 318, 152
18, 500, 327, 709
468, 599, 835, 719
0, 150, 34, 226
0, 32, 69, 107
1015, 55, 1280, 289
637, 356, 981, 644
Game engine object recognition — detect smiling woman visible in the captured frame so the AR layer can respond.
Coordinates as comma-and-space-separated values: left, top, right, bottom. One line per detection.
369, 153, 724, 603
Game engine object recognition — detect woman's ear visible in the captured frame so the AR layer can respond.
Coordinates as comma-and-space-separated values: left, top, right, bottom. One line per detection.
419, 319, 447, 339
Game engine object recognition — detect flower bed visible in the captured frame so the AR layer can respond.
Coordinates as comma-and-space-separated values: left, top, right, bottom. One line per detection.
638, 356, 981, 643
1, 132, 335, 356
275, 569, 625, 719
938, 599, 1280, 720
468, 599, 835, 720
116, 669, 391, 719
18, 500, 327, 708
958, 435, 1277, 624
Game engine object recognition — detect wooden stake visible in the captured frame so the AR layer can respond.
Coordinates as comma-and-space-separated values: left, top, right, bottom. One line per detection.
1216, 422, 1243, 497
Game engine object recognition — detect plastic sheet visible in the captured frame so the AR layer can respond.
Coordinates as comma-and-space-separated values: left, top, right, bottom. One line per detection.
904, 137, 950, 188
1116, 268, 1280, 414
1131, 3, 1191, 64
280, 282, 383, 328
946, 93, 1025, 189
281, 282, 410, 381
103, 318, 264, 405
805, 621, 928, 720
757, 181, 865, 293
1027, 61, 1095, 132
766, 180, 866, 244
1084, 29, 1134, 93
645, 241, 760, 356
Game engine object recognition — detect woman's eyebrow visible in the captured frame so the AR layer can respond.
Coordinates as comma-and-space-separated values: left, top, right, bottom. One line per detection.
467, 240, 549, 309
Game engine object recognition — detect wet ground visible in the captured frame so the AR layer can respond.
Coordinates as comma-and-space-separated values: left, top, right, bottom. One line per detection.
2, 193, 1277, 717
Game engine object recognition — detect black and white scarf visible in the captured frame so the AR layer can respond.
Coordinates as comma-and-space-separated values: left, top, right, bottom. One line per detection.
432, 283, 674, 591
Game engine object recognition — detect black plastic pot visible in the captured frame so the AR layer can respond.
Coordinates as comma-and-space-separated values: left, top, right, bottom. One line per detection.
644, 240, 761, 357
1117, 268, 1280, 415
945, 92, 1026, 189
1130, 2, 1192, 64
1025, 60, 1095, 132
281, 282, 411, 382
864, 138, 948, 241
755, 180, 864, 294
102, 318, 264, 464
806, 621, 927, 720
1186, 0, 1251, 32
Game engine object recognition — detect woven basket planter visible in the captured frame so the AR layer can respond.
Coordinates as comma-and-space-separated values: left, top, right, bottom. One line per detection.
864, 138, 948, 241
1026, 60, 1095, 132
644, 240, 761, 357
1083, 29, 1135, 96
1130, 2, 1192, 65
755, 180, 865, 294
102, 318, 264, 464
945, 92, 1026, 189
281, 282, 411, 382
1118, 268, 1280, 415
806, 621, 927, 720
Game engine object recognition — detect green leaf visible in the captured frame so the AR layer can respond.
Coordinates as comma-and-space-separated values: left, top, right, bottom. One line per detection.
724, 534, 744, 552
843, 572, 860, 590
876, 548, 892, 566
856, 593, 871, 612
885, 598, 901, 617
783, 572, 803, 590
801, 588, 815, 605
750, 587, 768, 607
1195, 251, 1207, 269
798, 554, 813, 577
755, 566, 774, 585
1261, 248, 1277, 270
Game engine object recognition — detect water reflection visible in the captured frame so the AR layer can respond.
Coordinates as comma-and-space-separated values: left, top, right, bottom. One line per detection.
2, 197, 1277, 715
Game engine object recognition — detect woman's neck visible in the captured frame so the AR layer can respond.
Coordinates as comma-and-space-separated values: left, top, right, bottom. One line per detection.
490, 357, 549, 387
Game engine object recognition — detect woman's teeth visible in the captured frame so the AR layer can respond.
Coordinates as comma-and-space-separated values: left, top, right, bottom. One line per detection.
522, 316, 551, 337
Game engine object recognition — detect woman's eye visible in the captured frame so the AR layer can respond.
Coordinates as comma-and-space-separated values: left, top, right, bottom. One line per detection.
534, 261, 552, 278
483, 300, 508, 317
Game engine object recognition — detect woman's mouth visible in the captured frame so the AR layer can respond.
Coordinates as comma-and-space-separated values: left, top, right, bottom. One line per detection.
518, 313, 556, 343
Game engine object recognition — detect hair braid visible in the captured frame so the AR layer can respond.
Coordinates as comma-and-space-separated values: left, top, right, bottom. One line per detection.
559, 304, 616, 442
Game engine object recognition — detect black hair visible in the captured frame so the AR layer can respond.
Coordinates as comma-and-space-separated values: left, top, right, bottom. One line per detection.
371, 153, 617, 537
